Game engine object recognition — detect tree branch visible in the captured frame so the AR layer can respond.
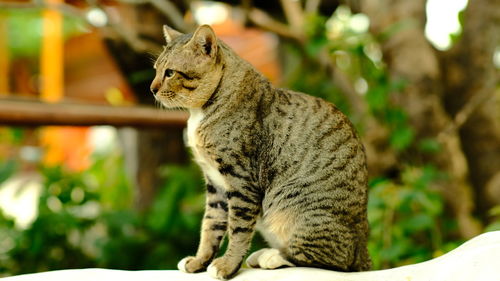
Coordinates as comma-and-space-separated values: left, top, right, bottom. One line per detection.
248, 7, 303, 41
439, 0, 500, 215
305, 0, 321, 14
279, 0, 304, 30
116, 0, 191, 32
438, 76, 498, 142
106, 21, 162, 54
149, 0, 191, 32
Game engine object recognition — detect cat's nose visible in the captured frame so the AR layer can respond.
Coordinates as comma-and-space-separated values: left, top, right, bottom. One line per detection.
150, 84, 159, 95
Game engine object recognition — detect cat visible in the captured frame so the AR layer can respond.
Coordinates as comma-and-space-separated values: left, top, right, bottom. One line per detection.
150, 24, 371, 280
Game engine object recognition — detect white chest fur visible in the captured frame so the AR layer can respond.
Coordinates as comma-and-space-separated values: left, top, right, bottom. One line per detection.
187, 109, 229, 190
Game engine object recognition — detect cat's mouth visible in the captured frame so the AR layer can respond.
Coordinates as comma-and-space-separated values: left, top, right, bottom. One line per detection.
155, 90, 208, 109
156, 91, 176, 99
155, 91, 187, 109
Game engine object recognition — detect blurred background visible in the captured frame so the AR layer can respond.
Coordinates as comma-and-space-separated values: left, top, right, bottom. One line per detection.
0, 0, 499, 276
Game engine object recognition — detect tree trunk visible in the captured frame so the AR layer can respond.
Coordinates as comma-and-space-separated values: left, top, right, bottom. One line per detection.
350, 0, 482, 238
440, 0, 500, 220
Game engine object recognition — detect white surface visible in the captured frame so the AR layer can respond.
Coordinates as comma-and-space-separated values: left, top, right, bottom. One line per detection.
3, 231, 500, 281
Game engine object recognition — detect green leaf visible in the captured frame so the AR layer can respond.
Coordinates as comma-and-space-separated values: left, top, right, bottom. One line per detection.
0, 160, 17, 185
484, 221, 500, 232
385, 109, 408, 127
401, 214, 434, 232
147, 178, 184, 233
390, 127, 414, 151
366, 86, 387, 111
380, 241, 409, 261
418, 138, 442, 153
488, 205, 500, 217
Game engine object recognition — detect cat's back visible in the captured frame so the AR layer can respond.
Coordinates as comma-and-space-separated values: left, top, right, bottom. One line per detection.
265, 88, 365, 172
262, 88, 368, 207
257, 88, 370, 271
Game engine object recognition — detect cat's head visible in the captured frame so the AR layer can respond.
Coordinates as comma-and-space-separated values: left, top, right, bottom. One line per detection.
150, 25, 223, 109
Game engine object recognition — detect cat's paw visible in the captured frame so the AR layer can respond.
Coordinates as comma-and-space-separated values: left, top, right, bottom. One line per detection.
246, 248, 269, 268
207, 256, 241, 280
177, 256, 207, 273
246, 248, 294, 269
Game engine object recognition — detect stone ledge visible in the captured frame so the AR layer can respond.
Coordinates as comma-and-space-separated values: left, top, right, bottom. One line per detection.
3, 231, 499, 281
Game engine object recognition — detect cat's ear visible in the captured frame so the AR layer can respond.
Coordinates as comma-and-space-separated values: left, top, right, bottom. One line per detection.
187, 25, 217, 57
163, 25, 182, 43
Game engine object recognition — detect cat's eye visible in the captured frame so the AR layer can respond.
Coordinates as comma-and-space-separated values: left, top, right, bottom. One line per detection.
164, 69, 175, 78
178, 71, 194, 80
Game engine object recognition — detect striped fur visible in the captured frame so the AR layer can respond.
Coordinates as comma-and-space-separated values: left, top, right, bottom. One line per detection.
151, 25, 371, 280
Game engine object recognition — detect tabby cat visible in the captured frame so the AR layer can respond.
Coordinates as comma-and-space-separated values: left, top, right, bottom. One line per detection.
150, 25, 371, 280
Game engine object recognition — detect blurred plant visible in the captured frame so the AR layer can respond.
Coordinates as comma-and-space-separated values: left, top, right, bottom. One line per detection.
0, 160, 17, 186
0, 144, 207, 276
368, 165, 463, 269
485, 206, 500, 232
2, 9, 85, 59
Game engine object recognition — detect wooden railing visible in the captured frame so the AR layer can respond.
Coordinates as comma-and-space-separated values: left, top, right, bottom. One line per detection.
0, 97, 188, 128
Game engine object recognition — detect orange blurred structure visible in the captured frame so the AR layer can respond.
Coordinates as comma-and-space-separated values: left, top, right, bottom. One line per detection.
40, 0, 90, 171
40, 0, 63, 103
213, 19, 281, 84
0, 14, 8, 95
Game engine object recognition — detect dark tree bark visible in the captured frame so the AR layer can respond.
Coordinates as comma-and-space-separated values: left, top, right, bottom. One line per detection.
440, 0, 500, 219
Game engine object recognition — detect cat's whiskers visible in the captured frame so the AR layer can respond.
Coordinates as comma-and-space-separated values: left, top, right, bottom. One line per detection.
156, 95, 186, 111
177, 93, 208, 105
153, 97, 163, 109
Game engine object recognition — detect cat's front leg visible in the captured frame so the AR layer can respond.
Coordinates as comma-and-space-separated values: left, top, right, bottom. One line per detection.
178, 182, 227, 273
208, 188, 261, 280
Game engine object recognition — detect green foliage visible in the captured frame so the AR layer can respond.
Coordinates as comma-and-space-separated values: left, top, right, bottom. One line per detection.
368, 165, 462, 268
303, 13, 329, 56
0, 128, 24, 145
2, 9, 85, 58
5, 165, 98, 274
485, 206, 500, 232
363, 73, 415, 151
0, 128, 22, 185
418, 138, 442, 154
85, 149, 134, 210
0, 160, 17, 186
0, 148, 206, 276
